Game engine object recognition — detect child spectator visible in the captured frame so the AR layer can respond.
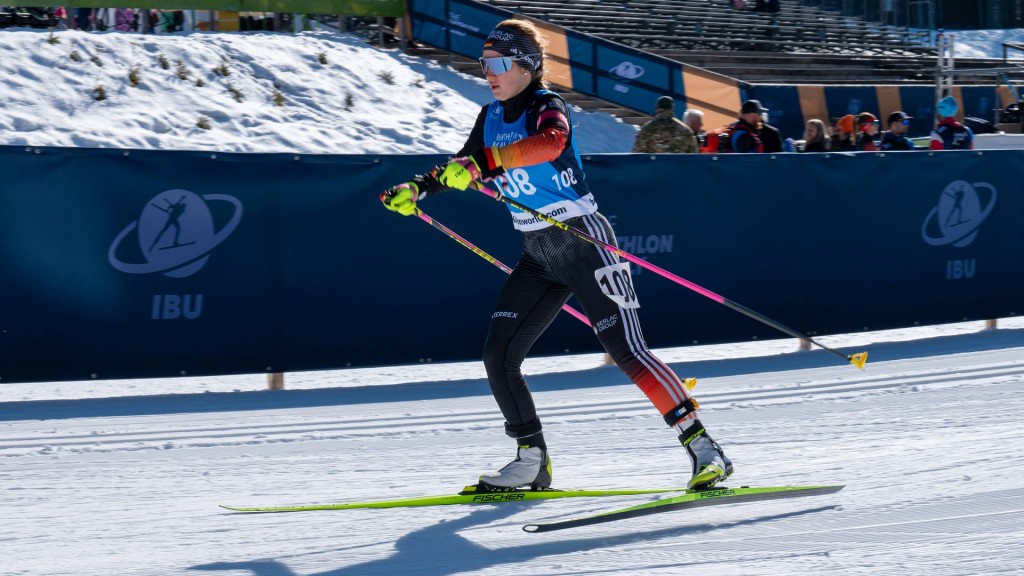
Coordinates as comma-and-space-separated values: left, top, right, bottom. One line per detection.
831, 115, 855, 151
801, 119, 829, 152
854, 112, 880, 151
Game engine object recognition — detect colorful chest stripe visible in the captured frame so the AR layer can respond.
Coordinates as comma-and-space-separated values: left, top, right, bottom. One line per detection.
483, 91, 597, 231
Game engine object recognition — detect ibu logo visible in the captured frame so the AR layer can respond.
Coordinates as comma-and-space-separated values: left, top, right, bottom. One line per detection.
946, 259, 976, 280
108, 189, 242, 278
609, 61, 644, 82
921, 180, 996, 248
921, 180, 996, 282
109, 189, 242, 320
152, 294, 204, 320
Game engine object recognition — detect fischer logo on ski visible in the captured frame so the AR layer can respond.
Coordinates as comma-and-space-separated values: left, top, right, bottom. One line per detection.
470, 492, 528, 503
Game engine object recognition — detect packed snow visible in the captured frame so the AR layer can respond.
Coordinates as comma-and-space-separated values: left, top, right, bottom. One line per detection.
0, 27, 637, 154
941, 27, 1024, 59
2, 25, 1024, 576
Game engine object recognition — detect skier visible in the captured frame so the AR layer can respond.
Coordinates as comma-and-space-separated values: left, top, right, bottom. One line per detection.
380, 18, 731, 492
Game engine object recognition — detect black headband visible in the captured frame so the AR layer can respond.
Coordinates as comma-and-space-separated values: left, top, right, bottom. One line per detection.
483, 25, 542, 72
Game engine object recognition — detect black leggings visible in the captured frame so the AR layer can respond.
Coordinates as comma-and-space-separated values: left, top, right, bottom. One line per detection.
482, 213, 695, 438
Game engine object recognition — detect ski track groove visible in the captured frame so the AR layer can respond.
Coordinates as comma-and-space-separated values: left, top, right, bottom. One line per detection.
3, 359, 1022, 457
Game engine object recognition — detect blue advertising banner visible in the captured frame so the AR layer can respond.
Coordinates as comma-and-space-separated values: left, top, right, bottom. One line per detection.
2, 146, 1023, 383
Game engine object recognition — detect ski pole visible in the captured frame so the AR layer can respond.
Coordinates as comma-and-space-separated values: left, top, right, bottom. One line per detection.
413, 208, 592, 328
473, 185, 867, 369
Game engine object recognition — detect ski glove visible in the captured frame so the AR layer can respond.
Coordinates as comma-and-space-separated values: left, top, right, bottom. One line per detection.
380, 182, 420, 216
436, 156, 485, 191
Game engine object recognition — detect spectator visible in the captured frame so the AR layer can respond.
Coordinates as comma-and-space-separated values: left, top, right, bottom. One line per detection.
854, 112, 880, 151
94, 7, 114, 31
632, 96, 698, 153
801, 119, 829, 152
930, 96, 974, 150
880, 111, 915, 150
728, 100, 766, 152
53, 6, 69, 30
832, 114, 855, 151
113, 8, 135, 31
683, 109, 706, 149
74, 7, 93, 31
759, 113, 783, 152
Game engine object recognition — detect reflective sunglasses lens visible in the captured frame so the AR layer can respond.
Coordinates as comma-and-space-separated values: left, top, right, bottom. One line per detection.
479, 56, 513, 75
901, 119, 911, 125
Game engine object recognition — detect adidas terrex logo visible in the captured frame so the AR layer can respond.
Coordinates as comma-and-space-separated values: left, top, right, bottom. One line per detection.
493, 311, 519, 319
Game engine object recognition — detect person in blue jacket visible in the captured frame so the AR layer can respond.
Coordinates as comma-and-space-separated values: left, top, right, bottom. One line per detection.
930, 96, 974, 150
380, 18, 732, 493
880, 111, 915, 151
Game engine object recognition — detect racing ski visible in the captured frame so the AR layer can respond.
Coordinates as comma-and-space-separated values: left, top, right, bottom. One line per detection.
220, 484, 685, 513
522, 484, 845, 532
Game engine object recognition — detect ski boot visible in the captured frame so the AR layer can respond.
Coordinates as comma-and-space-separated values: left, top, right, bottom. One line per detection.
679, 419, 733, 490
477, 425, 552, 491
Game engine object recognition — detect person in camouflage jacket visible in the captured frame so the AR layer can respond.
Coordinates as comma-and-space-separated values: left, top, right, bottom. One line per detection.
632, 96, 698, 153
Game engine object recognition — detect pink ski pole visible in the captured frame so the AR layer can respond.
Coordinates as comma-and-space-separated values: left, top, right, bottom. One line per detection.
474, 186, 866, 369
414, 208, 592, 328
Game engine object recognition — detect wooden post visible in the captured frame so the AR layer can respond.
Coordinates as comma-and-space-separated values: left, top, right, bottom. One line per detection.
268, 372, 284, 390
799, 338, 812, 351
398, 16, 408, 51
985, 319, 998, 329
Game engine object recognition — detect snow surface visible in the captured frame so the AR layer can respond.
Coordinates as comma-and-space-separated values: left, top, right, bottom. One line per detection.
4, 319, 1024, 575
2, 26, 1024, 576
0, 28, 638, 154
940, 27, 1024, 59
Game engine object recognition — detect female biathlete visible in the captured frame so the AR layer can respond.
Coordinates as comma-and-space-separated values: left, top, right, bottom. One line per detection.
381, 18, 732, 492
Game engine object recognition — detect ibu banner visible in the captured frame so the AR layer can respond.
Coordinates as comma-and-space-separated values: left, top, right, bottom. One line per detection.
1, 146, 1022, 383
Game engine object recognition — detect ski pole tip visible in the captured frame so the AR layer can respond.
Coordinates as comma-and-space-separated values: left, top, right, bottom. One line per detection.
848, 351, 868, 370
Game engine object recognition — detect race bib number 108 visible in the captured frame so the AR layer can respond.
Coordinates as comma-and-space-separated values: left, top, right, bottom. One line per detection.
595, 262, 640, 309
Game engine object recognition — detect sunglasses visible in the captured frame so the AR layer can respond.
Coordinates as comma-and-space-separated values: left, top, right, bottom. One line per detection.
479, 54, 540, 75
900, 119, 911, 126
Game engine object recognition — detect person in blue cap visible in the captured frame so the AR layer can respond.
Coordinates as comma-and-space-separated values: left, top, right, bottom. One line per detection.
930, 96, 974, 150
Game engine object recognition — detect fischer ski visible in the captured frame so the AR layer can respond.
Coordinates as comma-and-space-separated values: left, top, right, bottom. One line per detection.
220, 484, 685, 514
522, 484, 845, 532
